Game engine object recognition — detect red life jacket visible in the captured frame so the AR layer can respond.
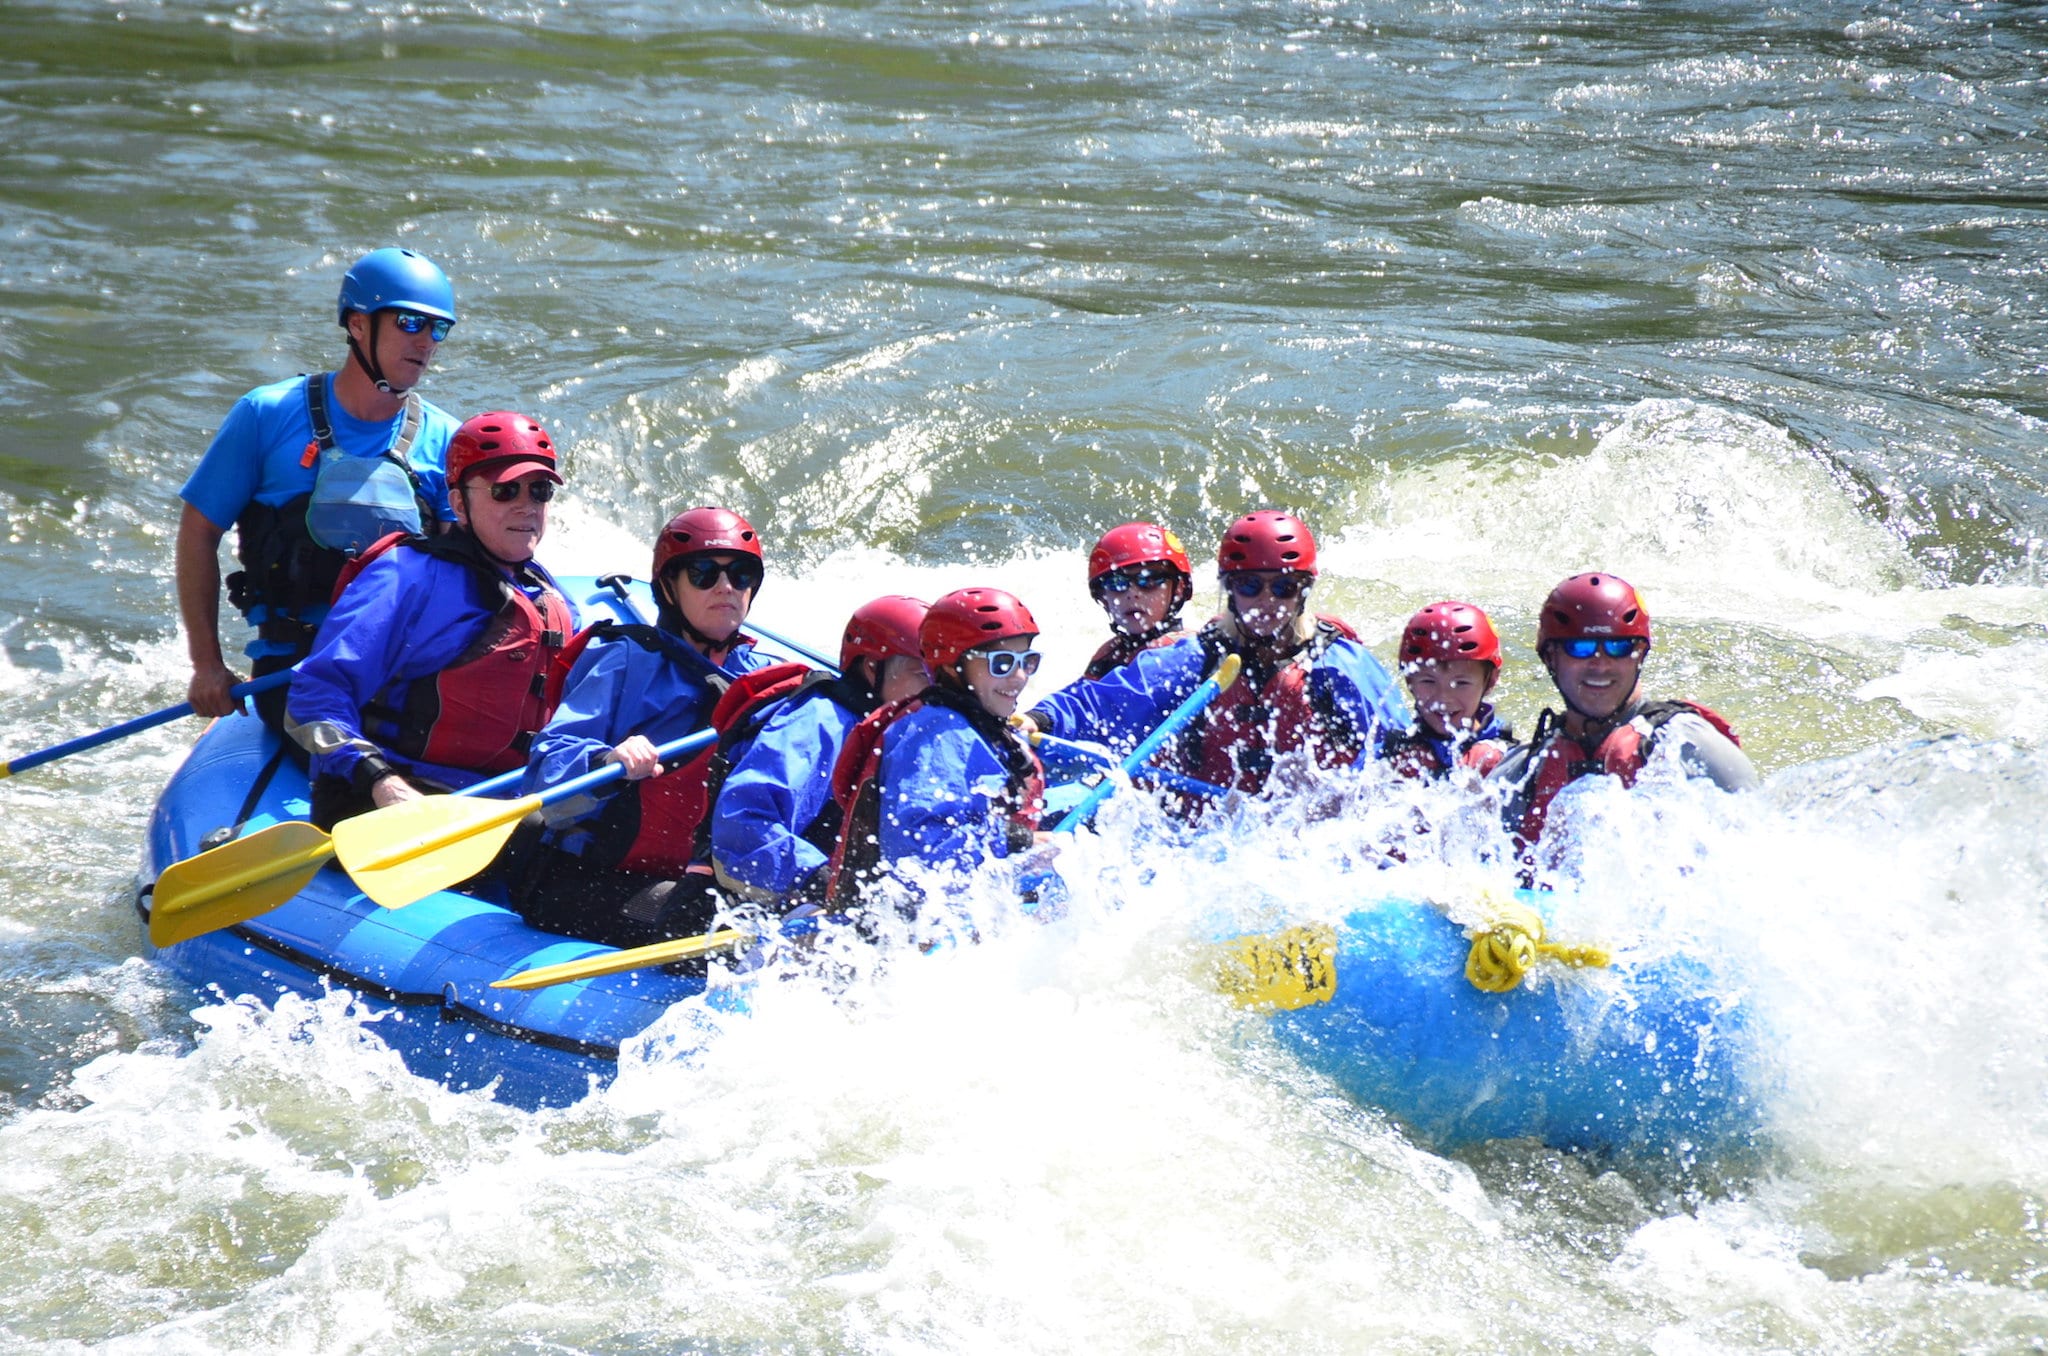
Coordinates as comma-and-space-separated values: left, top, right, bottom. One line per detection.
1506, 700, 1741, 844
1178, 616, 1362, 793
823, 689, 1045, 907
338, 530, 574, 775
1378, 706, 1513, 782
1081, 626, 1188, 681
554, 622, 810, 877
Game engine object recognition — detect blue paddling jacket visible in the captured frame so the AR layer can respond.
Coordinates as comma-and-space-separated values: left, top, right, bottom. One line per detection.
709, 675, 877, 903
286, 534, 574, 794
1029, 617, 1407, 795
827, 687, 1046, 907
524, 623, 774, 869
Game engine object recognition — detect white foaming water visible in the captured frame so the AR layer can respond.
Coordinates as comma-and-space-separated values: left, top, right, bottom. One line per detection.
18, 724, 2047, 1351
10, 412, 2048, 1349
1325, 398, 1922, 623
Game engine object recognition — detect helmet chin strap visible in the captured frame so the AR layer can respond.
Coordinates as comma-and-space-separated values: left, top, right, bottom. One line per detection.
1228, 596, 1304, 658
346, 312, 414, 396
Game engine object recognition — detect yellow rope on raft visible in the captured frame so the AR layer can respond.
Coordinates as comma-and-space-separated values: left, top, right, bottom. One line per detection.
1460, 891, 1612, 994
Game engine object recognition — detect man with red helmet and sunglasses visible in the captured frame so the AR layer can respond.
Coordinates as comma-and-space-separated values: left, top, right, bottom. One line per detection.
706, 595, 932, 909
178, 248, 462, 731
1492, 571, 1756, 849
1082, 522, 1196, 680
284, 411, 575, 829
1020, 510, 1406, 799
1377, 600, 1514, 780
507, 506, 780, 945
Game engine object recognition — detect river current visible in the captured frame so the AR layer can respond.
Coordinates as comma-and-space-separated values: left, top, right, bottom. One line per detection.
2, 2, 2045, 1351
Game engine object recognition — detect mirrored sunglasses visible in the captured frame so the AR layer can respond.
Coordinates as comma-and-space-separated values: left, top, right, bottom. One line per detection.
388, 310, 453, 342
1223, 572, 1308, 600
972, 649, 1042, 678
485, 479, 557, 503
1100, 568, 1174, 593
680, 557, 765, 591
1557, 637, 1641, 660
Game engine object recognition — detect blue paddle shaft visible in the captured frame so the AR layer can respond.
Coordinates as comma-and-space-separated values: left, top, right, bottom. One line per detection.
2, 668, 295, 778
1050, 663, 1234, 834
1032, 731, 1226, 801
525, 727, 719, 809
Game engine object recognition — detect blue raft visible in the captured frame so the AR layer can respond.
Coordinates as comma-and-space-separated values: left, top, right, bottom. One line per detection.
1213, 902, 1762, 1162
135, 576, 1762, 1156
136, 576, 729, 1110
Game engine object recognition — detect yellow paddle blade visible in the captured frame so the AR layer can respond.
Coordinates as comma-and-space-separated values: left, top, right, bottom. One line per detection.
491, 928, 754, 991
148, 821, 335, 947
331, 792, 541, 909
1213, 651, 1243, 692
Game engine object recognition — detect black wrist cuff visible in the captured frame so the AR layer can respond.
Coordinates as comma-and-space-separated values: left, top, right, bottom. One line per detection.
350, 754, 396, 797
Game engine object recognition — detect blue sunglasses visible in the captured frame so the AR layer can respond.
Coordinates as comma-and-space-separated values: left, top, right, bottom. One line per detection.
1557, 638, 1641, 660
1098, 568, 1175, 594
1223, 572, 1309, 601
388, 310, 453, 342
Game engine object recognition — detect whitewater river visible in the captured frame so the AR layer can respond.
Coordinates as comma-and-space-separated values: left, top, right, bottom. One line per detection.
3, 1, 2045, 1351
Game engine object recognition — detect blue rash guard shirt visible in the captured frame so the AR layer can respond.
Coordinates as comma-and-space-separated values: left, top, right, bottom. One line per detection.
285, 542, 575, 790
180, 373, 458, 658
710, 689, 863, 900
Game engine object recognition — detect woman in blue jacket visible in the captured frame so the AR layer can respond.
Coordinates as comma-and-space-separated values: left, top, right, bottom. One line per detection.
507, 506, 775, 945
827, 588, 1049, 908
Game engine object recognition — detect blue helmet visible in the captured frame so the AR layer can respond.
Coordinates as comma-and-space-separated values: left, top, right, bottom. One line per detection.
336, 248, 456, 326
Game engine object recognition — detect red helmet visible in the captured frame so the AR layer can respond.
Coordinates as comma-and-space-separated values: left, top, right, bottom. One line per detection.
1400, 601, 1503, 670
1090, 522, 1192, 583
652, 507, 762, 582
1216, 510, 1317, 576
446, 411, 560, 486
1089, 521, 1193, 612
841, 595, 930, 671
921, 588, 1039, 673
1536, 572, 1652, 649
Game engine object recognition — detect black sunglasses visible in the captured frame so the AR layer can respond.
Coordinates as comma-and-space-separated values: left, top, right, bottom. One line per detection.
484, 480, 557, 503
680, 557, 765, 591
1223, 572, 1308, 600
388, 310, 454, 342
1100, 568, 1175, 594
1557, 638, 1641, 660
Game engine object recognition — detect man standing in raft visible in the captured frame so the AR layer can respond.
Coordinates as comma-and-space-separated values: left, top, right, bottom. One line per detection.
1080, 522, 1196, 680
1019, 511, 1406, 798
1491, 571, 1757, 848
284, 412, 575, 828
177, 248, 461, 730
